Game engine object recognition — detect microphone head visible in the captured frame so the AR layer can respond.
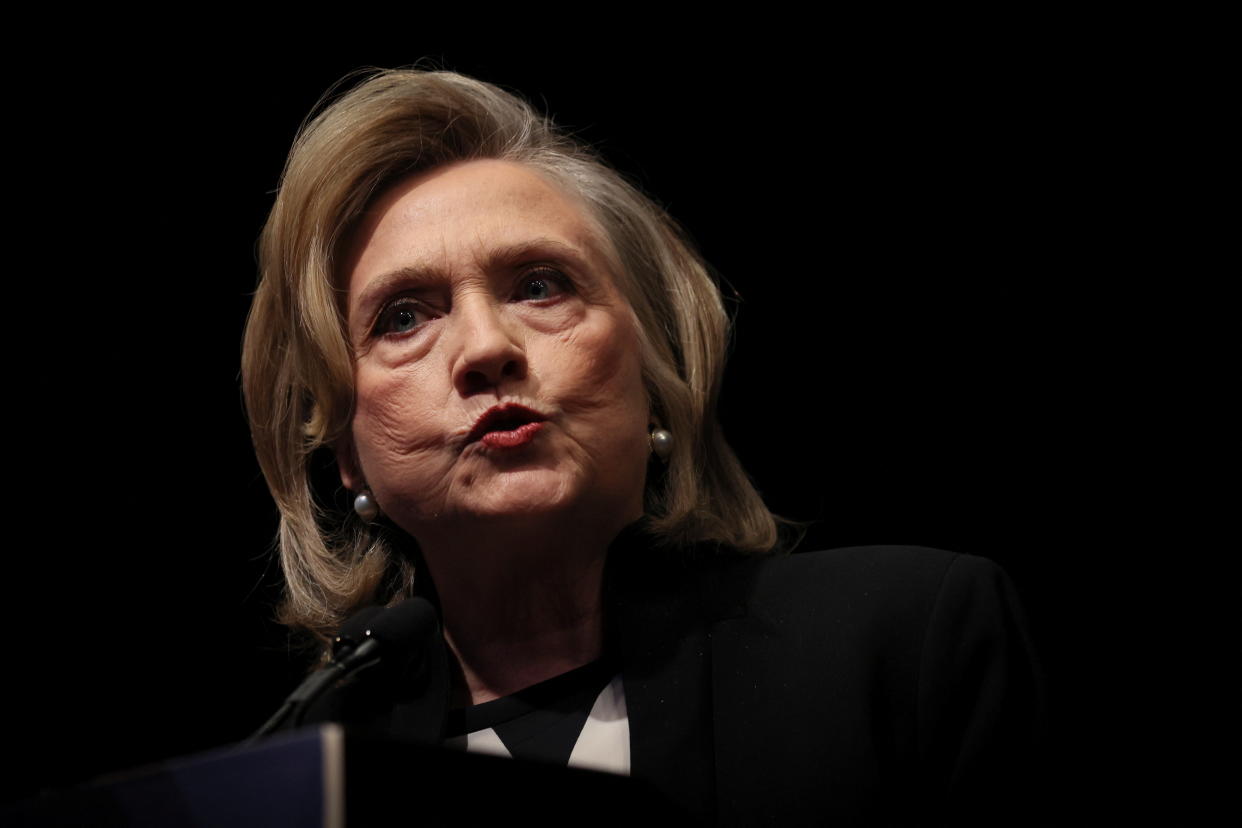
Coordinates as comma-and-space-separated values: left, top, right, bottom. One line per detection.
332, 604, 385, 660
366, 596, 439, 653
329, 597, 440, 684
356, 597, 440, 684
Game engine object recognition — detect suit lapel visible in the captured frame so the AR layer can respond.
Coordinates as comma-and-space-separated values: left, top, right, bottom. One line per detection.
606, 532, 757, 826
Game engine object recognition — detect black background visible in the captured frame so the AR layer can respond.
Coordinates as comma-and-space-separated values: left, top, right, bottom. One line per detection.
6, 31, 1228, 820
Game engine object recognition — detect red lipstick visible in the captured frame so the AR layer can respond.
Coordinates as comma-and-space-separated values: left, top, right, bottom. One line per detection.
466, 404, 548, 449
481, 421, 543, 448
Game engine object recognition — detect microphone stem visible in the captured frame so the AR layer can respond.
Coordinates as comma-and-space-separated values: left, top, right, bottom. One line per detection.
245, 640, 382, 746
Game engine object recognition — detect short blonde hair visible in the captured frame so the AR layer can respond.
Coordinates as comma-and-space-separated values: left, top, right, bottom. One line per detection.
242, 69, 780, 643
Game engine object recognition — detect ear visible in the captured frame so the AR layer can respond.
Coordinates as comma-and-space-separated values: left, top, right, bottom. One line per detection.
334, 431, 364, 493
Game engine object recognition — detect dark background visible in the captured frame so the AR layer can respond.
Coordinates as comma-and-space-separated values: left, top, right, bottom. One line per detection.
7, 33, 1227, 819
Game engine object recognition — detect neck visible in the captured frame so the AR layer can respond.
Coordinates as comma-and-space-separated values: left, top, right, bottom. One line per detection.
416, 516, 621, 706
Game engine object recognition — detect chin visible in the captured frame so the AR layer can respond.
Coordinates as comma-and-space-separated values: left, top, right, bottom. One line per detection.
451, 467, 583, 521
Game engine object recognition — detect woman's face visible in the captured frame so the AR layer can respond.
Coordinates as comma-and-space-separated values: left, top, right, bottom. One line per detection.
338, 160, 650, 547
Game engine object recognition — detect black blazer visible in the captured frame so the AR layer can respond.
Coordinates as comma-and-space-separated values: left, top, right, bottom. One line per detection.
308, 528, 1047, 826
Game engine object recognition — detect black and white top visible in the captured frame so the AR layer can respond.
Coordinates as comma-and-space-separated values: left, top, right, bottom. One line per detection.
442, 659, 630, 776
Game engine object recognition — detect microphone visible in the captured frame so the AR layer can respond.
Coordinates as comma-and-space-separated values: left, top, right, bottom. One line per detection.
247, 597, 439, 744
331, 605, 385, 661
329, 597, 438, 679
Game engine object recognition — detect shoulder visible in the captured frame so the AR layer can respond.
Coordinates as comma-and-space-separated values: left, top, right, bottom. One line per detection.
711, 544, 1009, 625
751, 543, 963, 592
695, 544, 1032, 690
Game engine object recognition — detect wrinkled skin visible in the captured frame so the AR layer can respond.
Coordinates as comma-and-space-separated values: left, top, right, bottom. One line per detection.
338, 159, 650, 569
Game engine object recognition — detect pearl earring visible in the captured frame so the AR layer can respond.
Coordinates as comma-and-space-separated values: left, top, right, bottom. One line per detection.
649, 427, 673, 461
353, 490, 380, 523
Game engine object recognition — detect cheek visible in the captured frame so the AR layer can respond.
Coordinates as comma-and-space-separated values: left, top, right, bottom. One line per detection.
551, 315, 648, 429
351, 363, 447, 479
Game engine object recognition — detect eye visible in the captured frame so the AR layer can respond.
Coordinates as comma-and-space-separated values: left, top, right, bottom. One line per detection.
373, 298, 434, 337
516, 268, 570, 302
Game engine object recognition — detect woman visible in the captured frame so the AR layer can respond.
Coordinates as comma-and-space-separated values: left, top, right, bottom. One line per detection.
243, 69, 1044, 824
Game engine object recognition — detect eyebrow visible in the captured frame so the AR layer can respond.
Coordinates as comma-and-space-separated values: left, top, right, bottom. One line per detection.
352, 236, 599, 324
481, 237, 604, 282
353, 264, 442, 320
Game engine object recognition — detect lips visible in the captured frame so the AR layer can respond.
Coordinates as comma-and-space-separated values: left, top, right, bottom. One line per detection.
465, 403, 549, 448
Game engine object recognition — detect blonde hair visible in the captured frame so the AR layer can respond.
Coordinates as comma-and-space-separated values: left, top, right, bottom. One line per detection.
243, 69, 781, 643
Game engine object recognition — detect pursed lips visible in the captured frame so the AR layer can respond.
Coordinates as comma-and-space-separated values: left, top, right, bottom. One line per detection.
462, 403, 550, 447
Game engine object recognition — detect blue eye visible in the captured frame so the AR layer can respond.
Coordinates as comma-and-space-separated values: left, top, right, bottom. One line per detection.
390, 308, 419, 332
518, 269, 568, 301
374, 299, 432, 336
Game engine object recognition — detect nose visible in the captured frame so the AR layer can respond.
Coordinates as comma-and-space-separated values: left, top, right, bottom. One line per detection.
449, 293, 527, 396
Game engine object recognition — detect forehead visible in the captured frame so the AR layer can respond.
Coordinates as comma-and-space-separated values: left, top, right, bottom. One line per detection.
344, 159, 612, 288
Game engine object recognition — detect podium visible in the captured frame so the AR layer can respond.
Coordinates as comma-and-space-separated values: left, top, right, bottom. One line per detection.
10, 725, 686, 826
